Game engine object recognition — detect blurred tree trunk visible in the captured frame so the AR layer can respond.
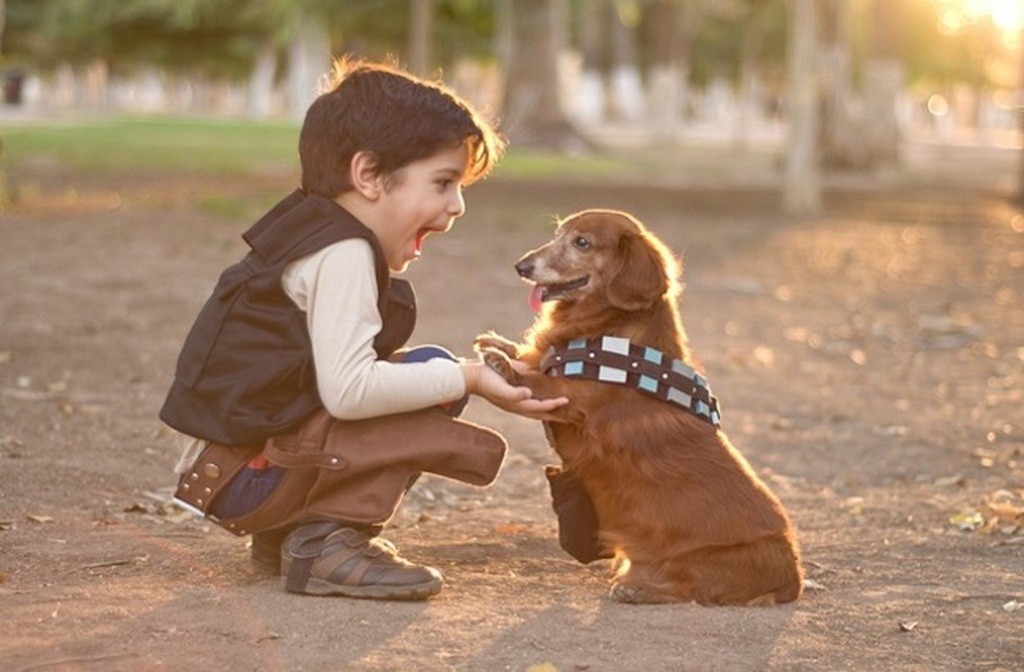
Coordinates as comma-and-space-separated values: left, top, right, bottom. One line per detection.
287, 10, 330, 121
863, 0, 904, 166
248, 38, 276, 118
1020, 34, 1024, 204
784, 0, 822, 214
0, 0, 6, 205
501, 0, 585, 149
644, 0, 689, 140
576, 0, 607, 124
736, 4, 765, 148
607, 0, 643, 122
409, 0, 434, 76
493, 0, 513, 110
818, 0, 862, 168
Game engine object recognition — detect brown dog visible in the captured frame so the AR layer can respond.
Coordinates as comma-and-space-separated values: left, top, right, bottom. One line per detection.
475, 209, 802, 605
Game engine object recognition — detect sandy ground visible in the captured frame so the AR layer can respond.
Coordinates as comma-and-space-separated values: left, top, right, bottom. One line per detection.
1, 152, 1022, 671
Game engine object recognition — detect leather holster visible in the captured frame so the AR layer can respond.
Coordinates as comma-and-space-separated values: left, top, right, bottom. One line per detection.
222, 407, 507, 533
264, 408, 506, 485
173, 443, 257, 521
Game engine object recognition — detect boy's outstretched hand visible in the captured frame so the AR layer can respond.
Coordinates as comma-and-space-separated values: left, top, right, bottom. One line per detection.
461, 360, 568, 422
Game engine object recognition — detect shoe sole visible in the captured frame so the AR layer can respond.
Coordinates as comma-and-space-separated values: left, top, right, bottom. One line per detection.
285, 576, 443, 600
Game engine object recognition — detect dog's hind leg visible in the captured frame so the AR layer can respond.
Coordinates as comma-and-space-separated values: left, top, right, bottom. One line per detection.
685, 539, 803, 606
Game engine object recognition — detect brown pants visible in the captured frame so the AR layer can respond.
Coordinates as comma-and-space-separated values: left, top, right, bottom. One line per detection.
175, 408, 507, 536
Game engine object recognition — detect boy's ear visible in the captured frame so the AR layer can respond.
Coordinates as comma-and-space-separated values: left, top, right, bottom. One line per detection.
350, 151, 383, 200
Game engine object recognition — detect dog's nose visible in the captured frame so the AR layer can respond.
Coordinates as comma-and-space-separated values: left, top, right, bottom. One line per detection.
514, 259, 534, 278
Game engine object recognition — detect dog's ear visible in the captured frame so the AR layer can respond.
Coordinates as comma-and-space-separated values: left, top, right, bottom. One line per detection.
606, 232, 669, 310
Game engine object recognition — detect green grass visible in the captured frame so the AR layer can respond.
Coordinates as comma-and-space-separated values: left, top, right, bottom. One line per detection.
498, 150, 632, 179
0, 116, 301, 176
0, 116, 642, 180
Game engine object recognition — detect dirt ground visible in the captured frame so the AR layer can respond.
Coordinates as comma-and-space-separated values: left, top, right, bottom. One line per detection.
1, 149, 1023, 671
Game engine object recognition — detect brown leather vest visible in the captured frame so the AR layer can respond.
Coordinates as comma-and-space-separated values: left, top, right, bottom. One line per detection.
160, 190, 415, 446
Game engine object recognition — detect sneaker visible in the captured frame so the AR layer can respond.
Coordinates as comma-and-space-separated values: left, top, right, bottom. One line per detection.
281, 522, 442, 600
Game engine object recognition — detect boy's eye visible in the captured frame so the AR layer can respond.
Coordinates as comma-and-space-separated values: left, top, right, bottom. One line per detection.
573, 236, 591, 250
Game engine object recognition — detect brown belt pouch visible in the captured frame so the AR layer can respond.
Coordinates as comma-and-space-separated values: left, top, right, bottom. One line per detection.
265, 408, 507, 483
173, 408, 509, 534
173, 443, 257, 524
261, 408, 508, 525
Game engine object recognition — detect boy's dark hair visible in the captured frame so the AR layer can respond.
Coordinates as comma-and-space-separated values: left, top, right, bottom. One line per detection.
300, 58, 505, 198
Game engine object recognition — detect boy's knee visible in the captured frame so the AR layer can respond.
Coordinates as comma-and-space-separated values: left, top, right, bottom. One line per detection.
393, 345, 458, 364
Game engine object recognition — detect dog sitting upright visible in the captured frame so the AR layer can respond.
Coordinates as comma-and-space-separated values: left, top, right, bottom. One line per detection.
475, 209, 802, 605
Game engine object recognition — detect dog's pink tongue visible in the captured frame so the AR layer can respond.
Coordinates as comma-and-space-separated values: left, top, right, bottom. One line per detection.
528, 284, 544, 313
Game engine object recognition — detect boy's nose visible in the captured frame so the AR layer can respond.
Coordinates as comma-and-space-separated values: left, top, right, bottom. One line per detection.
448, 188, 466, 217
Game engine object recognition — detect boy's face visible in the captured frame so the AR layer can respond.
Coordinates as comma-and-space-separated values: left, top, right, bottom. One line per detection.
372, 144, 470, 273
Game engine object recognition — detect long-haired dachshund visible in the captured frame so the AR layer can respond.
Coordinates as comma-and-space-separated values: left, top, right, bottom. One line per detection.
475, 209, 802, 605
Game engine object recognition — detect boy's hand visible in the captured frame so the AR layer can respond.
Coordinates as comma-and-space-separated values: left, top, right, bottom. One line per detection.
461, 360, 568, 421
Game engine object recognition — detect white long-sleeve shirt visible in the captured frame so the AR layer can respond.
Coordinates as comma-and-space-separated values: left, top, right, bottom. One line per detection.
175, 236, 466, 473
280, 237, 467, 419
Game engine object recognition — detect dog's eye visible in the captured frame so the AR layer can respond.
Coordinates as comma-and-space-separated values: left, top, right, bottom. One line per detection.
573, 236, 591, 250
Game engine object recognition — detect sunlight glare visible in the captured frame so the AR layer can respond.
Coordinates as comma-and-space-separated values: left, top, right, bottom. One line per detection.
990, 0, 1024, 32
952, 0, 1024, 32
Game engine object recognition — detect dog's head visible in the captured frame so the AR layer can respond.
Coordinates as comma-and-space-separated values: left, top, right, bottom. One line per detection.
516, 209, 679, 311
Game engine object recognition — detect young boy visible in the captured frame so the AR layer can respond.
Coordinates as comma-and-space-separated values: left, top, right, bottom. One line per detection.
160, 58, 565, 600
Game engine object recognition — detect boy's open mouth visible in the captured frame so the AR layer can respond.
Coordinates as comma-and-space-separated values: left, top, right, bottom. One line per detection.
528, 276, 589, 311
414, 229, 430, 254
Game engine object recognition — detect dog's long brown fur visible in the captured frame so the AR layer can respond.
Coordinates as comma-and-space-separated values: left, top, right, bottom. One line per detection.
476, 209, 802, 606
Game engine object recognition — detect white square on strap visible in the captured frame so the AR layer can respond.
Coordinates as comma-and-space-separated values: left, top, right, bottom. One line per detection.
671, 360, 696, 379
597, 366, 628, 383
667, 387, 692, 407
564, 361, 584, 376
638, 375, 659, 393
601, 336, 631, 355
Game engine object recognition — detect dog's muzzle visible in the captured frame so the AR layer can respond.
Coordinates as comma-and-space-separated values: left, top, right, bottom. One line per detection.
515, 258, 535, 279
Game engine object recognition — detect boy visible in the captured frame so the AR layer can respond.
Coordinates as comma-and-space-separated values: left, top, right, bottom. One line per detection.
161, 58, 566, 600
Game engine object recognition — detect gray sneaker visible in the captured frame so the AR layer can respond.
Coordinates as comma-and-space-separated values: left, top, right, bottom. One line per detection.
281, 522, 442, 600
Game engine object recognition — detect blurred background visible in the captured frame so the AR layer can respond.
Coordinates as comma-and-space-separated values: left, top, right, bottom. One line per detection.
2, 8, 1023, 666
0, 0, 1021, 211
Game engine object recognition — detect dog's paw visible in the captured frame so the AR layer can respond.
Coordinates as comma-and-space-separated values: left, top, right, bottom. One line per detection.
473, 331, 519, 358
609, 582, 648, 604
479, 347, 521, 385
610, 580, 682, 605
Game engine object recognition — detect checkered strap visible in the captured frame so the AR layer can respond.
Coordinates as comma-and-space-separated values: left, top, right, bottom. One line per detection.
539, 336, 722, 427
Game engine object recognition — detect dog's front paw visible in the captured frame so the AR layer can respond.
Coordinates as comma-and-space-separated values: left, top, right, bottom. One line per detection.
610, 582, 674, 604
473, 331, 519, 358
479, 347, 521, 385
609, 579, 679, 605
609, 582, 648, 604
